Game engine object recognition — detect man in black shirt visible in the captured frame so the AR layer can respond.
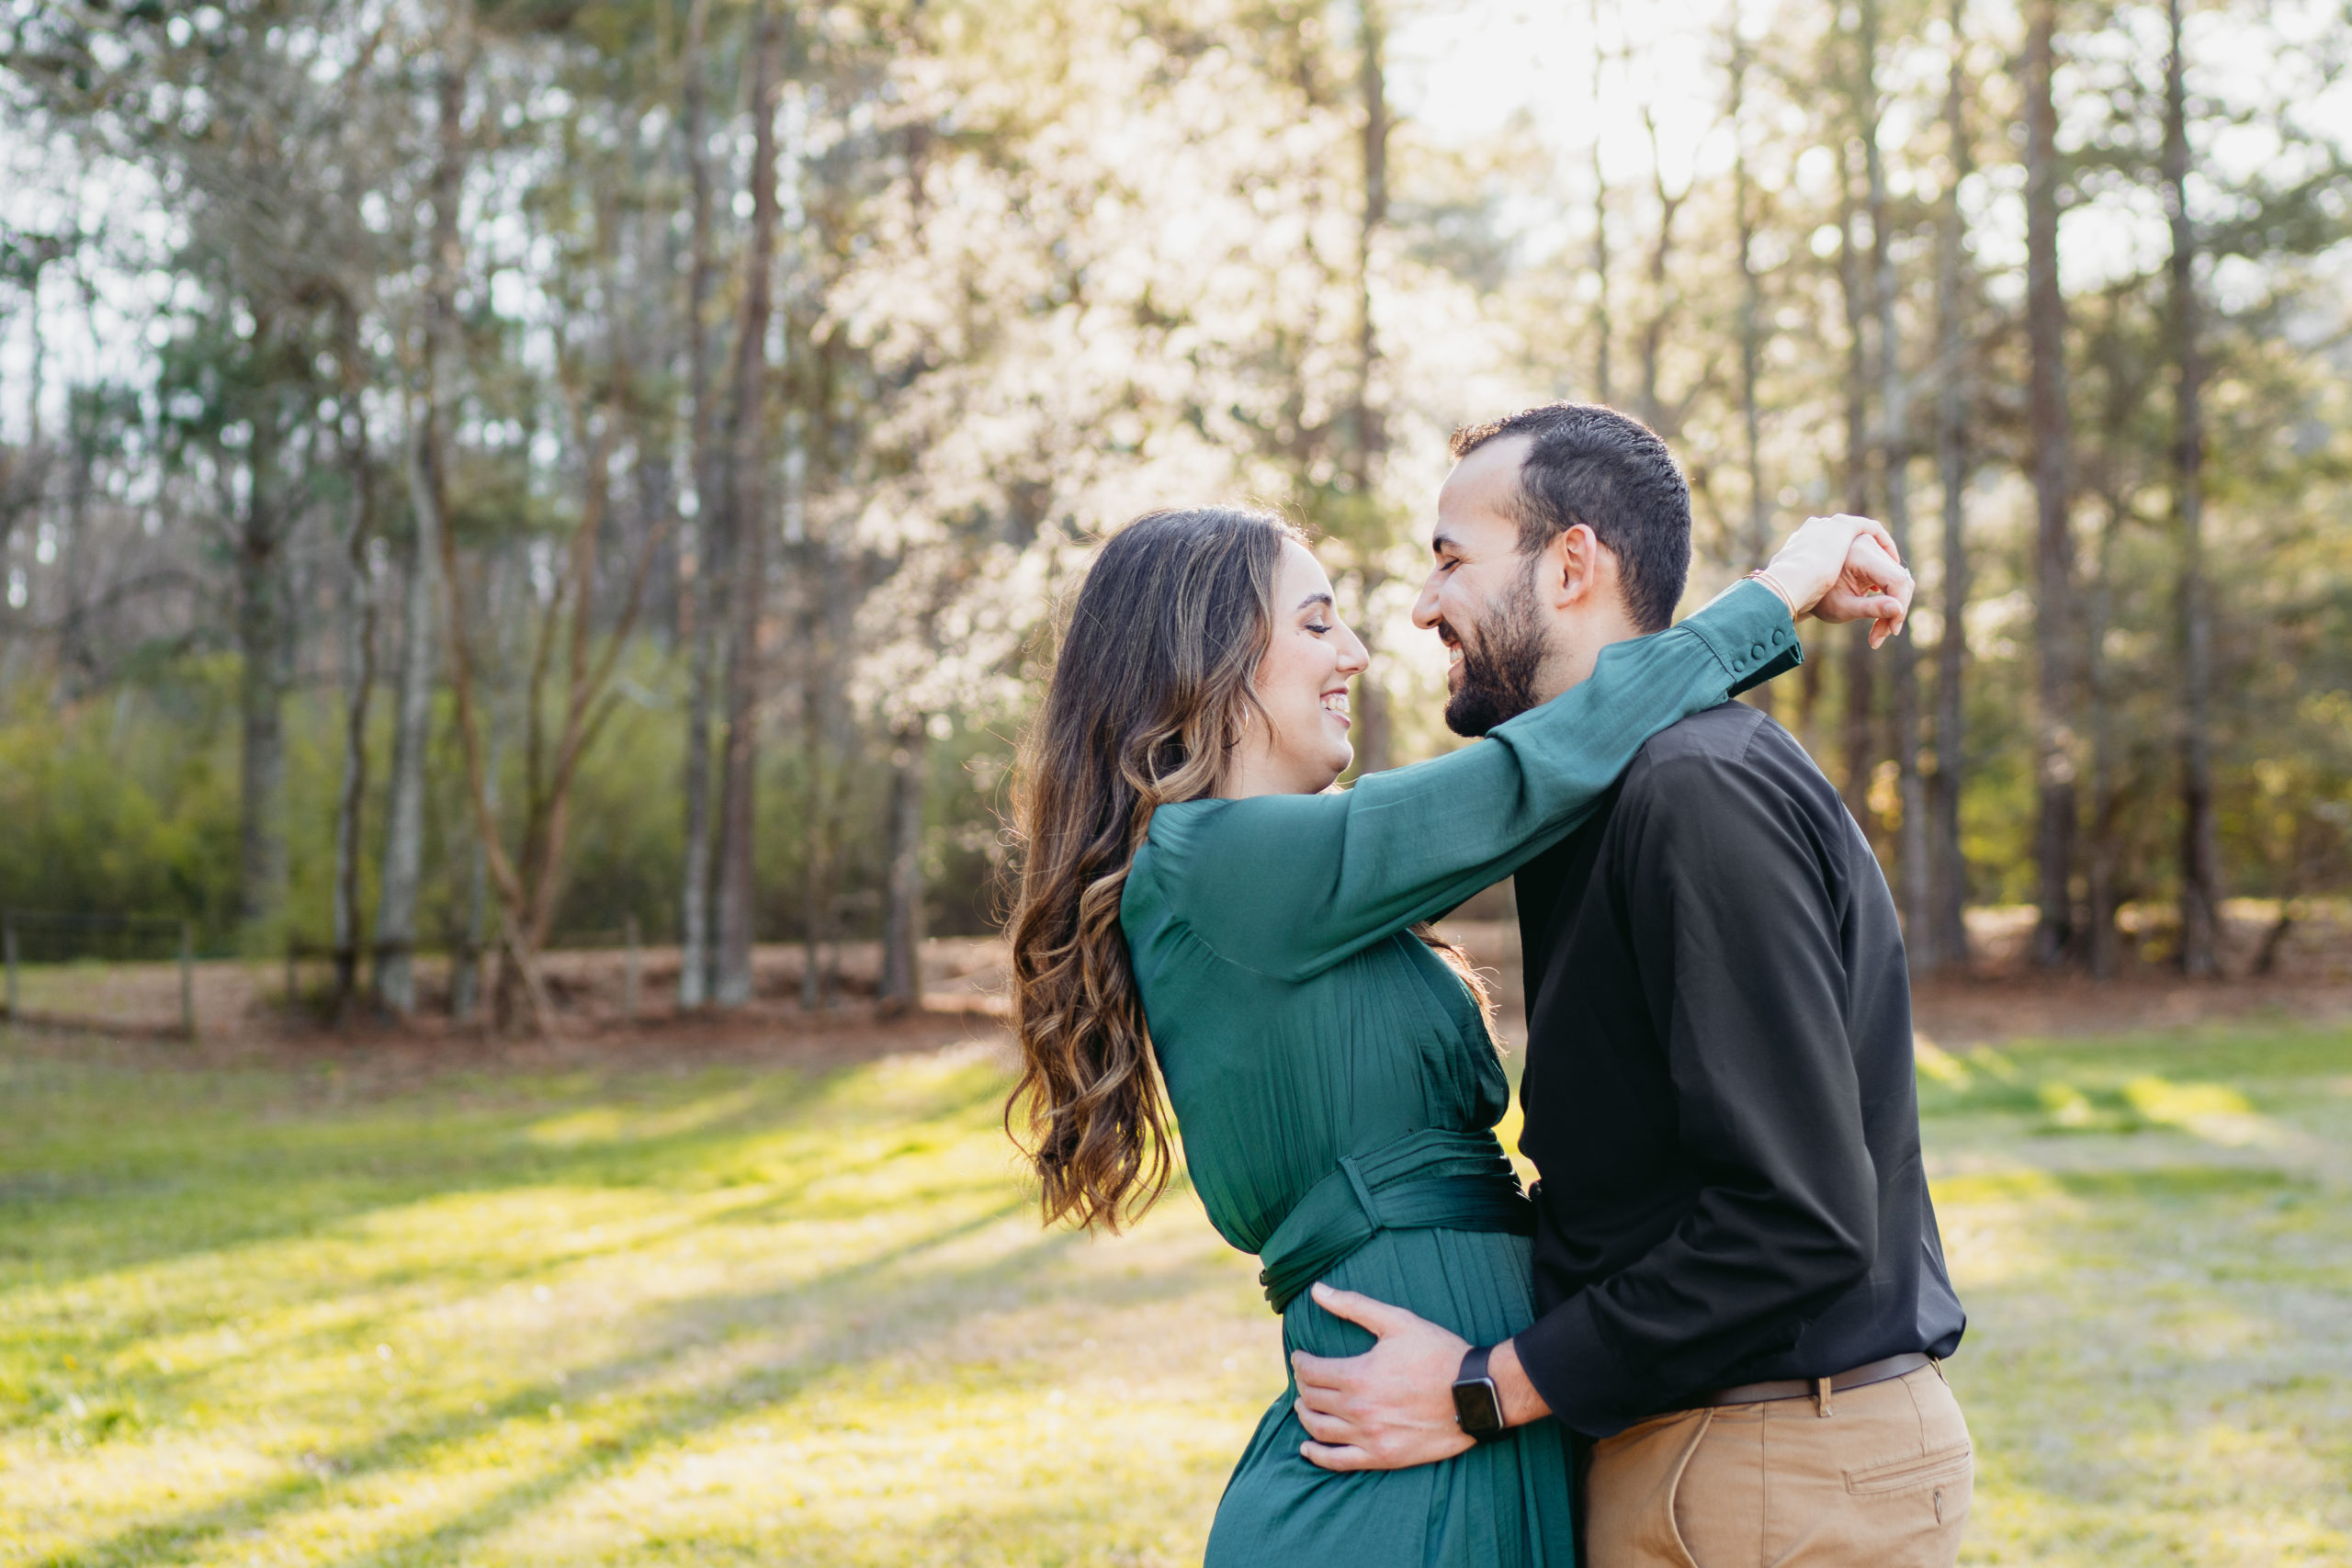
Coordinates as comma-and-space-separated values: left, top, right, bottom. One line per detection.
1291, 404, 1971, 1567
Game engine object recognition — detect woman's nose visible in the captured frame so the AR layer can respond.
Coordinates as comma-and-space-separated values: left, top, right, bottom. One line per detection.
1337, 625, 1370, 674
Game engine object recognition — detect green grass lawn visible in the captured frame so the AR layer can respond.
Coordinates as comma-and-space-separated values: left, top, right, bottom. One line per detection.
1, 1022, 2346, 1566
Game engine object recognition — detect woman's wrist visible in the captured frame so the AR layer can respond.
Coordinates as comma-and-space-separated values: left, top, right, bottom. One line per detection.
1746, 567, 1799, 619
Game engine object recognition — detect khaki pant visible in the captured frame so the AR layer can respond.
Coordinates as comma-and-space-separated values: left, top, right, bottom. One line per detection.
1586, 1363, 1972, 1568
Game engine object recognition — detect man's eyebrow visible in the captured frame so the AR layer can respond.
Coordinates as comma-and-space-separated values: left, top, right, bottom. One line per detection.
1430, 528, 1464, 555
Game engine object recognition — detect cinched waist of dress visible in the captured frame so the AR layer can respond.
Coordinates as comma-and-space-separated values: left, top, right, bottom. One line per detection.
1254, 1127, 1535, 1314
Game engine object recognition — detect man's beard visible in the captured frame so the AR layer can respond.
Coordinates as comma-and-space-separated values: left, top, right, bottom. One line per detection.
1442, 563, 1550, 738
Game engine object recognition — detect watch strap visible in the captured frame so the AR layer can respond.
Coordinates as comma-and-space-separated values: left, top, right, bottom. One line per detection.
1452, 1343, 1506, 1442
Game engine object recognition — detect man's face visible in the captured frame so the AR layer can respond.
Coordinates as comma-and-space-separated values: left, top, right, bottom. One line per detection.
1411, 435, 1550, 738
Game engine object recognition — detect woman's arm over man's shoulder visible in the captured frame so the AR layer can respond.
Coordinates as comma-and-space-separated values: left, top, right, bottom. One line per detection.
1134, 581, 1798, 983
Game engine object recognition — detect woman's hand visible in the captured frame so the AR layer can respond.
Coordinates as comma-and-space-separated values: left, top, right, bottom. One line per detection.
1760, 514, 1914, 648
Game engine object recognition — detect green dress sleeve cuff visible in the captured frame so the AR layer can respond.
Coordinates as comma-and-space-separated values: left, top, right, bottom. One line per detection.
1678, 578, 1804, 696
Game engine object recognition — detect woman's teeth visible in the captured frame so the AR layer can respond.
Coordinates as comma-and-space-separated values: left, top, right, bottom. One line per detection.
1322, 693, 1350, 716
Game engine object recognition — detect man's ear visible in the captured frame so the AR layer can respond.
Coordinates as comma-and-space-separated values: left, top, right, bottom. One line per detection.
1542, 525, 1606, 611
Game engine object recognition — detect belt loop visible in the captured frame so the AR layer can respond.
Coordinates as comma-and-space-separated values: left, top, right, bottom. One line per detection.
1815, 1376, 1833, 1418
1338, 1155, 1383, 1231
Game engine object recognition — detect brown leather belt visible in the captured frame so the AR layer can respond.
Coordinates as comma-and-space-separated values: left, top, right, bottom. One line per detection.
1704, 1351, 1934, 1409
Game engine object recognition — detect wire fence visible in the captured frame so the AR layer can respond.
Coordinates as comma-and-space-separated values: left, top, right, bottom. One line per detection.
3, 895, 930, 1040
1, 910, 198, 1039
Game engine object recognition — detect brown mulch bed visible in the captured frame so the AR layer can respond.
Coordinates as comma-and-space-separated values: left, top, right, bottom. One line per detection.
9, 904, 2346, 1079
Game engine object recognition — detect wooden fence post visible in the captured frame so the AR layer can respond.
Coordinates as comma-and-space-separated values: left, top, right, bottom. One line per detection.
623, 915, 642, 1022
181, 922, 197, 1040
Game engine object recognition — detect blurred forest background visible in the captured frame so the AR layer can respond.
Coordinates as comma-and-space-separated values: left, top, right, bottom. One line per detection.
2, 0, 2349, 1032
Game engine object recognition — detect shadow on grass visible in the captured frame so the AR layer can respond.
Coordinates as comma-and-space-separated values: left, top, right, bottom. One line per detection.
37, 1201, 1216, 1568
0, 1052, 1020, 1295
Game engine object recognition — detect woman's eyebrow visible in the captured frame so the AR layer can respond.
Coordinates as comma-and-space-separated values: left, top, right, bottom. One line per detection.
1297, 592, 1334, 613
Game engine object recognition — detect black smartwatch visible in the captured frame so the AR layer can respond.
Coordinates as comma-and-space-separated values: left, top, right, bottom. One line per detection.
1452, 1344, 1507, 1443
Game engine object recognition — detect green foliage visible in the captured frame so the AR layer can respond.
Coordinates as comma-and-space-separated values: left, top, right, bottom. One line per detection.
0, 671, 242, 947
0, 645, 1015, 958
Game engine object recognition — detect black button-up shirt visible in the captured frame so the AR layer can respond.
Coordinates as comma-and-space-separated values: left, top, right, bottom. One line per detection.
1509, 701, 1966, 1438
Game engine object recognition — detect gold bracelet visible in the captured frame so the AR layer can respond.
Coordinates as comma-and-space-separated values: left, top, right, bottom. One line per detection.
1745, 568, 1797, 617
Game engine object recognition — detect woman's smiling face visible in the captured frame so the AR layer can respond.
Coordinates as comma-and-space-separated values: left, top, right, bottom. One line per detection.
1223, 539, 1372, 797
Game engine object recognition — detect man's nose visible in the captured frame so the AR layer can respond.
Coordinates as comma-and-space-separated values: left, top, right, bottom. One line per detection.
1410, 570, 1443, 630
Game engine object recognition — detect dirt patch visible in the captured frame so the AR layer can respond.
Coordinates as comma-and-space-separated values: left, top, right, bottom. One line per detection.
1433, 903, 2352, 1052
2, 937, 1014, 1090
10, 904, 2346, 1081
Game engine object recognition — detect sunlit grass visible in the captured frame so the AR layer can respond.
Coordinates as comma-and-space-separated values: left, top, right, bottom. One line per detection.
0, 1035, 1276, 1566
1, 1022, 2346, 1565
1922, 1027, 2352, 1566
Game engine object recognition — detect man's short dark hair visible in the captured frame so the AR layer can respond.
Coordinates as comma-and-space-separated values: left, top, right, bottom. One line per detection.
1449, 402, 1691, 633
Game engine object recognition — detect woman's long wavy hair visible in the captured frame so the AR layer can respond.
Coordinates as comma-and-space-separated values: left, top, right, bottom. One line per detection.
1006, 507, 1297, 1232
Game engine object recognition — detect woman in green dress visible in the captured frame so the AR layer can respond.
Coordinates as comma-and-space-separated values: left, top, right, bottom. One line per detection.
1004, 503, 1898, 1565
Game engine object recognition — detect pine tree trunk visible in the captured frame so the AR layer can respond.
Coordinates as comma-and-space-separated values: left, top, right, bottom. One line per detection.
234, 386, 290, 945
2025, 0, 2078, 968
1836, 130, 1877, 835
451, 745, 494, 1021
377, 12, 469, 1014
2165, 0, 2223, 976
2085, 505, 2124, 978
1347, 1, 1392, 773
1729, 34, 1774, 716
330, 400, 377, 1019
1731, 40, 1768, 578
1926, 0, 1973, 971
1588, 0, 1611, 404
377, 434, 439, 1013
1860, 0, 1929, 957
712, 0, 786, 1008
878, 722, 927, 1012
675, 0, 718, 1010
58, 403, 94, 698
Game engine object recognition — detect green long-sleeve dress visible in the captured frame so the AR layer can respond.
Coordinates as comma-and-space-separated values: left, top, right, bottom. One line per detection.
1119, 581, 1799, 1567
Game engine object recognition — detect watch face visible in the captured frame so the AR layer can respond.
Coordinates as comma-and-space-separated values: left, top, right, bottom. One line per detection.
1453, 1377, 1504, 1436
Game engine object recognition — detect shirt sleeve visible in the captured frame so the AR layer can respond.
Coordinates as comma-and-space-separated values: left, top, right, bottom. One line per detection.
1510, 738, 1880, 1435
1144, 580, 1800, 983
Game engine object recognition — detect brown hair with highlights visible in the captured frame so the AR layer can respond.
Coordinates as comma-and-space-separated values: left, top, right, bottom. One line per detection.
1005, 507, 1298, 1231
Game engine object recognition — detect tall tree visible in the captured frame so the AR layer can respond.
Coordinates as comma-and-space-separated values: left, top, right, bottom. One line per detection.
877, 718, 927, 1010
328, 308, 379, 1018
2024, 0, 2078, 967
1633, 102, 1691, 441
2083, 419, 2132, 977
438, 392, 672, 1037
1836, 107, 1878, 834
1925, 0, 1973, 970
711, 0, 786, 1008
2163, 0, 2222, 976
1729, 32, 1770, 579
1588, 0, 1613, 404
1344, 0, 1395, 775
231, 334, 296, 943
675, 0, 720, 1009
1859, 0, 1929, 953
377, 4, 471, 1014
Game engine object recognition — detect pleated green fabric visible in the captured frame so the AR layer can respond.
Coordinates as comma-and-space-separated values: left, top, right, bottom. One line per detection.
1117, 581, 1794, 1568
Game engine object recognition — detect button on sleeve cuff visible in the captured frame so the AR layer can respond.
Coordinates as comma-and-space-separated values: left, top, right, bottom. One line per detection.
1679, 579, 1804, 698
